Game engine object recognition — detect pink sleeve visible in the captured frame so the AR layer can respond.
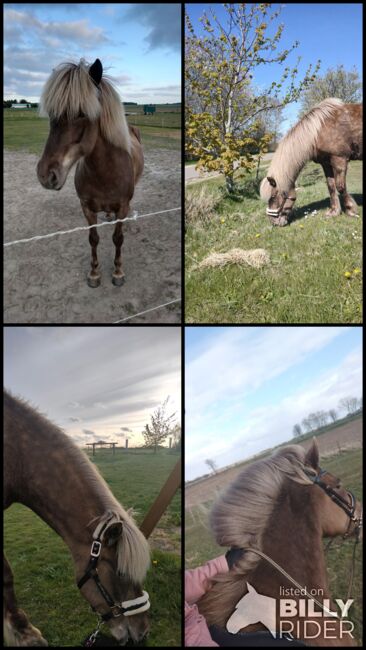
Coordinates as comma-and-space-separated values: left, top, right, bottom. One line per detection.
185, 555, 228, 605
184, 602, 219, 647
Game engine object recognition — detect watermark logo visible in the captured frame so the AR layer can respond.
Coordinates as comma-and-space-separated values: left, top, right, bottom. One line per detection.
226, 583, 355, 641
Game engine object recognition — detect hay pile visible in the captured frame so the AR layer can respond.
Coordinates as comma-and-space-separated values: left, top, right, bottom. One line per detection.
195, 248, 270, 270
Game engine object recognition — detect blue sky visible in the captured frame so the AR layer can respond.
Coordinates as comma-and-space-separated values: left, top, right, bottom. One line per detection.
186, 3, 362, 132
4, 3, 181, 103
185, 326, 362, 481
4, 327, 181, 448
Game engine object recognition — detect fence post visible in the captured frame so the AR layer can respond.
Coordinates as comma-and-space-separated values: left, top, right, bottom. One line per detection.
140, 459, 181, 539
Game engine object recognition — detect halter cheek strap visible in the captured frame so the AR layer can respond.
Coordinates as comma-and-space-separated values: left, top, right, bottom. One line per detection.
77, 524, 150, 621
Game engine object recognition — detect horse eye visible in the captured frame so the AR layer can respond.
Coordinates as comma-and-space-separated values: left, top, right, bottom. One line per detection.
75, 128, 85, 143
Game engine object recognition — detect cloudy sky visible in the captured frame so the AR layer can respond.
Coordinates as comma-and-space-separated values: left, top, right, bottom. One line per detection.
4, 3, 181, 103
4, 327, 181, 448
185, 326, 362, 481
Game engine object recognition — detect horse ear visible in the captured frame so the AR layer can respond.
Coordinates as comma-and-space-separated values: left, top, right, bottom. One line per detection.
304, 437, 319, 471
267, 176, 277, 188
104, 521, 123, 546
89, 58, 103, 86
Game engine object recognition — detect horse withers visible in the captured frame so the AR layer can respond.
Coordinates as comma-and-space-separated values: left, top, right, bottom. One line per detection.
260, 99, 362, 226
37, 58, 143, 287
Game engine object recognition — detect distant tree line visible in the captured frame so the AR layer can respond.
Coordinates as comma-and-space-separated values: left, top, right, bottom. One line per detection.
3, 99, 38, 108
293, 396, 362, 437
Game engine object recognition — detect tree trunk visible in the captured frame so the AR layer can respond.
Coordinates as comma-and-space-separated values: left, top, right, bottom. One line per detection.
225, 173, 235, 194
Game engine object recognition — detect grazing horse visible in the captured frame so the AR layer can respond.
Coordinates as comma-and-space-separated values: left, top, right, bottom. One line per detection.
260, 99, 362, 225
4, 391, 150, 646
198, 439, 362, 646
37, 58, 144, 287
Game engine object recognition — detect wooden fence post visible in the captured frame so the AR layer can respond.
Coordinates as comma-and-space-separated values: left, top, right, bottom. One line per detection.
140, 459, 181, 539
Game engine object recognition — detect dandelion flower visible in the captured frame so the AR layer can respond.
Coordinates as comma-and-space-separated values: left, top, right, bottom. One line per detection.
220, 218, 226, 224
255, 233, 261, 238
353, 268, 361, 275
344, 271, 352, 278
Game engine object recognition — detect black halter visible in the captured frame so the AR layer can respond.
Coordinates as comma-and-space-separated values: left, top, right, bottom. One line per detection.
77, 535, 150, 622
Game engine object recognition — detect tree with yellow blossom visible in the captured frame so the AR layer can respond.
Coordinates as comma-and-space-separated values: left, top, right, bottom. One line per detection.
185, 4, 321, 194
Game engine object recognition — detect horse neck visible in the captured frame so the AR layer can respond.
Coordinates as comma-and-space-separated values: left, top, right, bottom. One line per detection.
14, 430, 115, 560
259, 482, 329, 595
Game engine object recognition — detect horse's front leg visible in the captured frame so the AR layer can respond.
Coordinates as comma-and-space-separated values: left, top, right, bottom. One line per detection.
4, 554, 48, 646
80, 203, 101, 287
332, 156, 359, 217
112, 207, 128, 286
320, 162, 341, 217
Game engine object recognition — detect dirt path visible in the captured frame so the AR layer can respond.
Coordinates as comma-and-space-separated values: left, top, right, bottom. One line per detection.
4, 148, 181, 323
185, 152, 274, 183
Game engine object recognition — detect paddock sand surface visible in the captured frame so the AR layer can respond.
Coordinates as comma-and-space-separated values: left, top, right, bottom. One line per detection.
4, 148, 181, 323
185, 418, 363, 509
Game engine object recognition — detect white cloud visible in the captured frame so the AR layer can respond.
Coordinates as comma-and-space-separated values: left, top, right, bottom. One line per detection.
186, 329, 361, 480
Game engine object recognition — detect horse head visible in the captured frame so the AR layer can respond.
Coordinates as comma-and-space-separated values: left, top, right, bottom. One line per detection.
260, 176, 297, 226
77, 510, 151, 645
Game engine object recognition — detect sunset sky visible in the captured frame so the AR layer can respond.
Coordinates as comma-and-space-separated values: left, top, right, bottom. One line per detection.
4, 326, 181, 448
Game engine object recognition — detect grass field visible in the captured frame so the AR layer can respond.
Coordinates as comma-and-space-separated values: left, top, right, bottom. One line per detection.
3, 106, 181, 153
185, 448, 362, 645
185, 160, 362, 323
4, 449, 181, 647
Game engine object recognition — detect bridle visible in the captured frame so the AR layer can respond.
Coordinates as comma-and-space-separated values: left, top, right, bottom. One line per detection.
306, 467, 362, 539
266, 191, 297, 218
77, 519, 150, 623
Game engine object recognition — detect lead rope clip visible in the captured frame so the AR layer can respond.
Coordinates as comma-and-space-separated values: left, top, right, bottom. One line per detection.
84, 618, 103, 647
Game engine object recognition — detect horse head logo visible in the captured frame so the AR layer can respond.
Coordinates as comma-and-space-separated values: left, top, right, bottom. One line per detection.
226, 582, 277, 637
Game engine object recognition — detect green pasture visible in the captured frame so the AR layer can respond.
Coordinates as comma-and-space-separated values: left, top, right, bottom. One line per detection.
185, 160, 362, 323
3, 106, 181, 153
4, 449, 181, 647
185, 447, 362, 645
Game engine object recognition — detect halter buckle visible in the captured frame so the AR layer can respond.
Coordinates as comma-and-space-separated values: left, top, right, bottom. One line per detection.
90, 541, 102, 558
111, 604, 123, 618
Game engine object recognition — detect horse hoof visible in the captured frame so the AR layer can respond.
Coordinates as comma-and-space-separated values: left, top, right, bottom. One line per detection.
87, 275, 101, 288
112, 274, 125, 287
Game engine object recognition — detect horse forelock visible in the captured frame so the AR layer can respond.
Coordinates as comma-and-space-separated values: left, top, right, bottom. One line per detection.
259, 177, 274, 201
91, 508, 150, 586
39, 59, 131, 152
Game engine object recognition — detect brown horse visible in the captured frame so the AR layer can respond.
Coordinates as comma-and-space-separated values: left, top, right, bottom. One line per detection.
4, 391, 150, 646
197, 439, 362, 646
37, 58, 144, 287
260, 99, 362, 226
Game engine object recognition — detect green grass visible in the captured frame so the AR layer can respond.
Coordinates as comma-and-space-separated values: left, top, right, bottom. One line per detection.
3, 107, 181, 153
185, 448, 362, 645
4, 449, 181, 647
185, 161, 362, 323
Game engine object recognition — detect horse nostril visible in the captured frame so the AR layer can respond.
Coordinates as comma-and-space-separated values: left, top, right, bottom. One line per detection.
48, 170, 57, 186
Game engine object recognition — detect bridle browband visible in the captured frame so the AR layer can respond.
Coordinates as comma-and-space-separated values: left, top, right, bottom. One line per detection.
77, 520, 150, 622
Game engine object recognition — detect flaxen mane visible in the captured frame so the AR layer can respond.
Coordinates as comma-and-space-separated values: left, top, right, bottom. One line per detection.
209, 445, 316, 579
39, 59, 131, 152
260, 98, 344, 199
